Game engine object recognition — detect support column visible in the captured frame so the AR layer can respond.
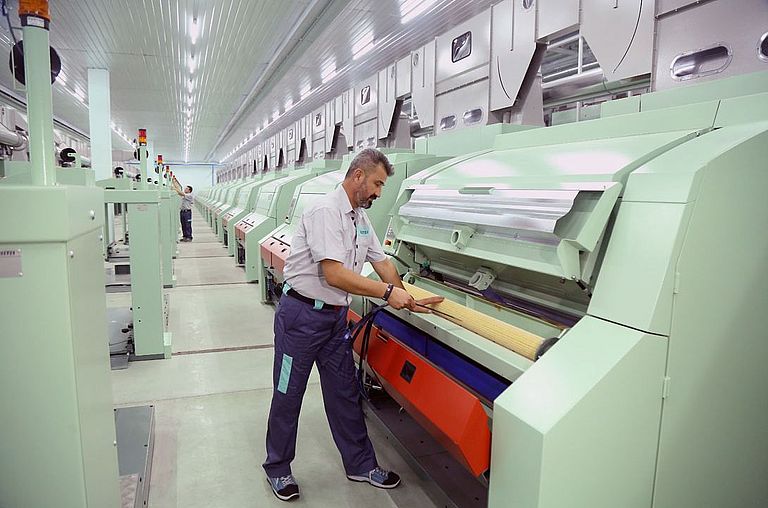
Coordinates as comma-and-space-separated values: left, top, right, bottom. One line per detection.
24, 16, 56, 186
88, 68, 115, 246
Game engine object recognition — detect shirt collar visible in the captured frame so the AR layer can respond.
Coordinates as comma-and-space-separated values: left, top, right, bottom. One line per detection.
332, 184, 355, 215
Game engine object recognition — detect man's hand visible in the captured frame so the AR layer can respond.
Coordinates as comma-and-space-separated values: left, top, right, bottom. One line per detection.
386, 287, 415, 310
410, 296, 445, 313
387, 291, 445, 312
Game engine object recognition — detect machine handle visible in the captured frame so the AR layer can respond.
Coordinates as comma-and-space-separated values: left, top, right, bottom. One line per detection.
458, 186, 494, 195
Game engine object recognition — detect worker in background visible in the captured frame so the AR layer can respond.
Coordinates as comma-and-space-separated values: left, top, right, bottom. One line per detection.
263, 148, 442, 502
175, 185, 194, 242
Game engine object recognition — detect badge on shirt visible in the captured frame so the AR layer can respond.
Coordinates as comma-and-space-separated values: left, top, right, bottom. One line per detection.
356, 223, 371, 238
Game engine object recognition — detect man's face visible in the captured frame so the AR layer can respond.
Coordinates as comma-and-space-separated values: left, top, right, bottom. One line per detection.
185, 186, 192, 194
352, 164, 387, 209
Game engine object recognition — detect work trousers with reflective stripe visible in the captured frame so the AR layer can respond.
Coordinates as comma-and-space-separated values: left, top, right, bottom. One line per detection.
180, 209, 192, 239
263, 294, 377, 477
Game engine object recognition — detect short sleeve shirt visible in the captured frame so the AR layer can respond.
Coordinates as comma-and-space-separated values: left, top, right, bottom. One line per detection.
283, 185, 387, 306
181, 193, 194, 210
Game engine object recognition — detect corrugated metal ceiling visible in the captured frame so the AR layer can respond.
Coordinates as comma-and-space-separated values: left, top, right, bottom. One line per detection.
215, 0, 499, 163
0, 0, 496, 163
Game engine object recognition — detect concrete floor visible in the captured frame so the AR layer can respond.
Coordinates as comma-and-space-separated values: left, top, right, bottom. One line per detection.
110, 210, 439, 508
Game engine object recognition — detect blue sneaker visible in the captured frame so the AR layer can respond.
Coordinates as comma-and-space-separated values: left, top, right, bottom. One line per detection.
267, 474, 300, 501
347, 466, 401, 489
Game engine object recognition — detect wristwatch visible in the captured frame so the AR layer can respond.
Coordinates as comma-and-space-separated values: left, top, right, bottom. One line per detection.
382, 283, 394, 301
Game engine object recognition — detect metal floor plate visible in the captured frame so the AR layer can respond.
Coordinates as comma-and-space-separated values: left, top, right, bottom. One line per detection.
115, 405, 155, 508
364, 392, 488, 508
119, 474, 139, 508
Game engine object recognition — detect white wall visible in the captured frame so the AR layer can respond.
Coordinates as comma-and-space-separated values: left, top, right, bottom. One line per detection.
168, 164, 216, 193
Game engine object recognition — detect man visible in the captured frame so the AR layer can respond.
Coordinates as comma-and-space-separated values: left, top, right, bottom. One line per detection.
175, 185, 194, 242
263, 148, 442, 502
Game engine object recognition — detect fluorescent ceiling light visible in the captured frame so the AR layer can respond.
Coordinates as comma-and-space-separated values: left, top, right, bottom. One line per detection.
320, 58, 337, 84
400, 0, 437, 24
352, 31, 375, 60
285, 98, 294, 110
189, 17, 201, 44
322, 70, 337, 83
186, 95, 193, 106
58, 70, 68, 85
187, 79, 194, 93
321, 68, 337, 84
187, 54, 197, 73
300, 83, 312, 100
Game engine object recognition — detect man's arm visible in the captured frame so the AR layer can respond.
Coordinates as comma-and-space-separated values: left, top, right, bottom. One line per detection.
370, 258, 444, 310
371, 259, 404, 289
321, 260, 442, 311
321, 259, 389, 300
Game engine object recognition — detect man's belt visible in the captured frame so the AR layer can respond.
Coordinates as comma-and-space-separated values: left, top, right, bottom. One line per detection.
285, 288, 343, 311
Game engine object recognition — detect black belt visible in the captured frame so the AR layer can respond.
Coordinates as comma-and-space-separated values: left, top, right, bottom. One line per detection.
285, 288, 344, 311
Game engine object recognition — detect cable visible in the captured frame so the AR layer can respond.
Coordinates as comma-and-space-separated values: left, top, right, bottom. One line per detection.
348, 303, 387, 400
1, 0, 19, 47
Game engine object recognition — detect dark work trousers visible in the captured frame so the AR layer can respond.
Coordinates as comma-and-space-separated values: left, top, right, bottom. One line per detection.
180, 209, 192, 239
263, 294, 377, 478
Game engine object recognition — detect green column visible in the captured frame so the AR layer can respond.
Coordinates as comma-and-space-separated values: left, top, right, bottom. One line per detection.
23, 21, 56, 186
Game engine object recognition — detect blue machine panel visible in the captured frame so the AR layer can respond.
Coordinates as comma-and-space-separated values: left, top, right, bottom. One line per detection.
373, 312, 511, 401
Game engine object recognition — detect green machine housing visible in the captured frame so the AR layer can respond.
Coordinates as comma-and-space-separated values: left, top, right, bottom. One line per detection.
235, 159, 342, 281
210, 177, 259, 239
255, 148, 464, 305
364, 72, 768, 508
217, 171, 286, 248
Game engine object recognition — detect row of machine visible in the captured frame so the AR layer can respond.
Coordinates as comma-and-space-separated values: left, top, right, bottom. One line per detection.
99, 140, 178, 367
0, 3, 171, 507
201, 1, 768, 507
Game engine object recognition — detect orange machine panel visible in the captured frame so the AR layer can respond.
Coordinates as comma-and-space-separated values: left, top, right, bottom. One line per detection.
350, 312, 491, 477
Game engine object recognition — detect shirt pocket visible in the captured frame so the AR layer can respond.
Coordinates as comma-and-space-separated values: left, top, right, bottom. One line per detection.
341, 225, 355, 251
353, 229, 375, 270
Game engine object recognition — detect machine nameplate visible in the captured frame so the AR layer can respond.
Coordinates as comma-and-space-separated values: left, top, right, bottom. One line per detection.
0, 248, 22, 278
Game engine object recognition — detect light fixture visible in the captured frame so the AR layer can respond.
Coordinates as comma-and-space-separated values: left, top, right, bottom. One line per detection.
189, 16, 200, 44
187, 79, 194, 93
186, 95, 193, 106
187, 53, 197, 74
320, 59, 337, 84
300, 83, 312, 100
285, 97, 294, 110
58, 70, 68, 85
352, 30, 375, 60
399, 0, 437, 24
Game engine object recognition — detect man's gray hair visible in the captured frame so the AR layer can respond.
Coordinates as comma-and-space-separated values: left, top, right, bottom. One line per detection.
344, 148, 394, 179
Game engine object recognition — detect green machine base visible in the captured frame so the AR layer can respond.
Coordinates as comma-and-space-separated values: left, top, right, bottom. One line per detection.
0, 185, 121, 507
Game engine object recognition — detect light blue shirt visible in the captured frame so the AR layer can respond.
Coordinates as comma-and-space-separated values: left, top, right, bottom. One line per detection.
284, 185, 387, 306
